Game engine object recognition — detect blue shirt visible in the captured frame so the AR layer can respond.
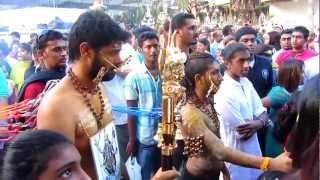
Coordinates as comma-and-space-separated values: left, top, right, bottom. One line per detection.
137, 51, 145, 64
0, 59, 11, 78
124, 64, 162, 145
0, 70, 8, 97
210, 42, 223, 59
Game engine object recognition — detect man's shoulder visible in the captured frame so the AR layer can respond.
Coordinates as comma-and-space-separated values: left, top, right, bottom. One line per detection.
23, 81, 46, 95
254, 55, 272, 70
255, 55, 271, 64
305, 55, 319, 64
305, 49, 318, 55
125, 66, 148, 82
241, 76, 253, 84
39, 79, 71, 106
216, 79, 239, 99
25, 81, 46, 89
278, 49, 292, 55
37, 84, 75, 125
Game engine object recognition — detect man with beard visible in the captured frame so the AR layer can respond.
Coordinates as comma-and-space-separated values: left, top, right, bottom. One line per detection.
171, 13, 197, 55
125, 31, 162, 180
37, 10, 130, 179
17, 30, 67, 102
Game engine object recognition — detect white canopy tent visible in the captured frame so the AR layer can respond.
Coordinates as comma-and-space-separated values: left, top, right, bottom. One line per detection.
0, 7, 85, 41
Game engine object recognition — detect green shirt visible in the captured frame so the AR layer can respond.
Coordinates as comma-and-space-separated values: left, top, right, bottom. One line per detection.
10, 60, 31, 90
267, 85, 290, 122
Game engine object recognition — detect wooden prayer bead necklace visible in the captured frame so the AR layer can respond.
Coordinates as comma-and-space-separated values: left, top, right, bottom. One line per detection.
68, 69, 99, 94
68, 69, 104, 129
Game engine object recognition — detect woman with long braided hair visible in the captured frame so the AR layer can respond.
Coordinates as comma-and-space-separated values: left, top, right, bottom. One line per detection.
178, 51, 292, 180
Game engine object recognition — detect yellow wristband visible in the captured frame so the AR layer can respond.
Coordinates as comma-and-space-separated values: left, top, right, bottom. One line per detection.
260, 157, 271, 171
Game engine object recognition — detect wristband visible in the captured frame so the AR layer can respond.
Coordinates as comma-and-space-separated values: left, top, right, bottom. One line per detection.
260, 157, 271, 171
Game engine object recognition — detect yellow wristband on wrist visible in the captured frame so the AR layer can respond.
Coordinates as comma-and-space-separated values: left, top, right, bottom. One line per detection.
260, 157, 271, 171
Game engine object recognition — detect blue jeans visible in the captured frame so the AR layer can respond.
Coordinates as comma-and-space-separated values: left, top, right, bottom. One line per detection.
136, 142, 160, 180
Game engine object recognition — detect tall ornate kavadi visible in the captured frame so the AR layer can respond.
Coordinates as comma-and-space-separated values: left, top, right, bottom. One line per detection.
156, 29, 187, 170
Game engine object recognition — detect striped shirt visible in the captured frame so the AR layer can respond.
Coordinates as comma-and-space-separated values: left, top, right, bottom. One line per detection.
124, 64, 162, 145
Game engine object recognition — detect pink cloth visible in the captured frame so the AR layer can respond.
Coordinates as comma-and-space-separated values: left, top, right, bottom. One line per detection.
276, 49, 318, 65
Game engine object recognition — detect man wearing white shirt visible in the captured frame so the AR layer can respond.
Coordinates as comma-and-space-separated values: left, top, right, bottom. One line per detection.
304, 55, 319, 82
215, 43, 269, 180
103, 42, 140, 179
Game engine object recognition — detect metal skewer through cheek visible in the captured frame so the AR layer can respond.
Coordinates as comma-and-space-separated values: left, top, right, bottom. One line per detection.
100, 55, 132, 72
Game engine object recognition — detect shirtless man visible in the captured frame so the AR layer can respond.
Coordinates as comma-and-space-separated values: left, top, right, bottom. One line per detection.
37, 10, 129, 179
178, 52, 292, 180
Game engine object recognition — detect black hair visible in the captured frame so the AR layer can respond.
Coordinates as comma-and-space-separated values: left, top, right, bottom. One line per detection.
281, 28, 293, 36
235, 26, 257, 41
1, 130, 72, 180
222, 35, 236, 46
171, 13, 195, 32
253, 44, 273, 57
198, 38, 210, 51
198, 38, 210, 46
163, 20, 170, 32
68, 10, 130, 62
182, 53, 215, 98
293, 26, 309, 40
267, 31, 281, 50
273, 90, 300, 144
222, 43, 249, 62
37, 30, 65, 50
137, 31, 159, 48
0, 40, 10, 56
10, 32, 20, 39
19, 43, 32, 54
132, 26, 155, 38
222, 25, 233, 36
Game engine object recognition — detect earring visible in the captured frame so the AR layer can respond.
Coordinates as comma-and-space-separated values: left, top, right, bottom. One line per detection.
93, 67, 107, 84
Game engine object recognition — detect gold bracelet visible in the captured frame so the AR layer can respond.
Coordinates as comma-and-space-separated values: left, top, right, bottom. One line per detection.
260, 157, 271, 171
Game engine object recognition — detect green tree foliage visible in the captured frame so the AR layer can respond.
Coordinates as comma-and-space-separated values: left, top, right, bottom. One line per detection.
177, 0, 189, 11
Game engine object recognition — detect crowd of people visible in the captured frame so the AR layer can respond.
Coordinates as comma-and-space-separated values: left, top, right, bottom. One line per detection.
0, 9, 319, 180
